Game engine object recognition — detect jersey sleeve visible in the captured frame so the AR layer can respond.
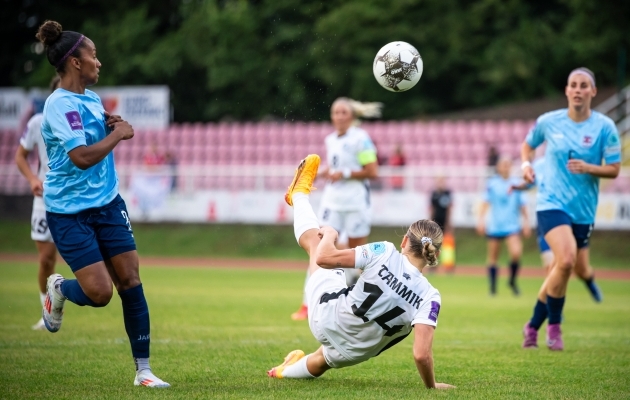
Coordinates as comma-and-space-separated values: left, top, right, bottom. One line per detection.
19, 115, 40, 151
602, 122, 621, 165
47, 98, 87, 153
412, 289, 441, 327
354, 241, 394, 271
525, 118, 545, 149
356, 133, 377, 165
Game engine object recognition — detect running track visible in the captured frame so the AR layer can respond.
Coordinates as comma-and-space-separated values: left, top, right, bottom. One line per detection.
3, 254, 630, 280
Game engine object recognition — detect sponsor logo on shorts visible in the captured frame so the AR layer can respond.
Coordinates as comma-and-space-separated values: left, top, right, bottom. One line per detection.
429, 301, 440, 322
369, 242, 386, 255
64, 111, 83, 130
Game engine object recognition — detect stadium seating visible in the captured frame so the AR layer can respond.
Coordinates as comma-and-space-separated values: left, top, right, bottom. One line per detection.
3, 120, 627, 193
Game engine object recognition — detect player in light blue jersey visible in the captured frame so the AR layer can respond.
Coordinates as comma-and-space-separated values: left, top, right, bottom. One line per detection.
35, 20, 169, 387
511, 158, 603, 302
520, 68, 621, 351
477, 157, 530, 296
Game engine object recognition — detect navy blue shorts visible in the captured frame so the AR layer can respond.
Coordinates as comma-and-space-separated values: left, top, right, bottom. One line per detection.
537, 225, 550, 253
486, 231, 520, 241
46, 195, 136, 272
537, 210, 593, 250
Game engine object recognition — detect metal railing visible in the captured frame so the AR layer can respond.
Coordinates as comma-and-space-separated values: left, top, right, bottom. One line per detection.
2, 164, 629, 195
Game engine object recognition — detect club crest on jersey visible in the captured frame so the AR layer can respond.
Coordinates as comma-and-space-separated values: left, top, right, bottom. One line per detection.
403, 272, 411, 281
581, 135, 594, 148
65, 111, 83, 130
369, 242, 386, 255
428, 301, 440, 322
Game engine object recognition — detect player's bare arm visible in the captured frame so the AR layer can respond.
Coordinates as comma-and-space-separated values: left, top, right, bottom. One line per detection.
68, 121, 133, 170
328, 161, 378, 182
520, 142, 536, 183
15, 145, 43, 197
315, 226, 356, 268
567, 160, 620, 178
413, 324, 454, 389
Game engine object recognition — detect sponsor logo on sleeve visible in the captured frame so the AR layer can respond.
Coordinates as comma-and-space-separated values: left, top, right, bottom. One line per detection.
65, 111, 83, 130
361, 247, 369, 259
369, 242, 386, 255
428, 301, 440, 323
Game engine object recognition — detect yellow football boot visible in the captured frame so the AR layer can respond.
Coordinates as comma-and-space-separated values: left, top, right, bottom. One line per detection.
284, 154, 320, 206
267, 350, 306, 378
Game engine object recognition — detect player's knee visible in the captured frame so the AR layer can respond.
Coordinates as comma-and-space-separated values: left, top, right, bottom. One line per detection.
117, 276, 142, 291
555, 253, 576, 272
88, 285, 113, 307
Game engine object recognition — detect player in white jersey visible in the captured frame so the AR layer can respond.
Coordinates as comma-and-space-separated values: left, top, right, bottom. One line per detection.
291, 98, 381, 320
273, 155, 454, 389
14, 75, 60, 330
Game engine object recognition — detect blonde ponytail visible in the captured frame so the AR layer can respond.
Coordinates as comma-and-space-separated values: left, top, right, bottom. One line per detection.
407, 220, 443, 267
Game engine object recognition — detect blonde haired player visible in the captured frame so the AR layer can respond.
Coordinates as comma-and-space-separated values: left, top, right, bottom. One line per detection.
291, 98, 381, 320
14, 75, 61, 330
273, 155, 454, 389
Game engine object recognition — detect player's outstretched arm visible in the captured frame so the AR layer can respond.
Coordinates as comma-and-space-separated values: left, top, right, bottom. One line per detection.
315, 226, 356, 269
413, 324, 455, 389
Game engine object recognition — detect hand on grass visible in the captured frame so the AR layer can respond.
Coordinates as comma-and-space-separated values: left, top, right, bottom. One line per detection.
435, 383, 456, 389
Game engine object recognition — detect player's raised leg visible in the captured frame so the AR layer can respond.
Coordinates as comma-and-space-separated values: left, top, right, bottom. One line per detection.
287, 154, 321, 320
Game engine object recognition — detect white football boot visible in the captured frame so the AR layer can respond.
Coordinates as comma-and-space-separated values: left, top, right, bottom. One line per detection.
134, 369, 171, 388
42, 274, 66, 333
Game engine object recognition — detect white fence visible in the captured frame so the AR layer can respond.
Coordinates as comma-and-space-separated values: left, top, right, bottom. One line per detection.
2, 165, 630, 229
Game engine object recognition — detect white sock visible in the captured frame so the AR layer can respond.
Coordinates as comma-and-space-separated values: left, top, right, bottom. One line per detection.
292, 193, 319, 243
282, 355, 315, 379
134, 357, 150, 372
39, 292, 46, 307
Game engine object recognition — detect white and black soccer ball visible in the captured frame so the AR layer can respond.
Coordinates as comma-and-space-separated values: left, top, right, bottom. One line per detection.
373, 41, 423, 92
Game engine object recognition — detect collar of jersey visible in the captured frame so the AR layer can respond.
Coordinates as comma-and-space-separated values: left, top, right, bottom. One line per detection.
401, 254, 423, 277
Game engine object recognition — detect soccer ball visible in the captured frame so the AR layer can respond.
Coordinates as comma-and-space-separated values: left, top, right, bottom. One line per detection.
373, 41, 423, 92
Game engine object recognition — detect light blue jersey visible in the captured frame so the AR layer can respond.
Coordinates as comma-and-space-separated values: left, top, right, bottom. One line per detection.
41, 88, 118, 213
525, 109, 621, 224
484, 176, 527, 236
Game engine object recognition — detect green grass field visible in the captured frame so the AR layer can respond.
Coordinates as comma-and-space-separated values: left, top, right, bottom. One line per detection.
1, 221, 630, 268
1, 261, 629, 399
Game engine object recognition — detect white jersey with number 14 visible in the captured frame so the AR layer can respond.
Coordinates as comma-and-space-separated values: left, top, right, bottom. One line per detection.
314, 241, 441, 363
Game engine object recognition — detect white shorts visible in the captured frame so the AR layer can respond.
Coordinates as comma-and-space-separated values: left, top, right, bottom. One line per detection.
318, 207, 371, 239
306, 268, 361, 369
31, 197, 53, 243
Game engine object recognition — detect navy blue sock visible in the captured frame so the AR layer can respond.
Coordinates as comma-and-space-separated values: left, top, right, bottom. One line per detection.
119, 284, 150, 359
488, 265, 497, 294
60, 279, 100, 307
509, 261, 520, 286
546, 295, 565, 325
529, 299, 548, 330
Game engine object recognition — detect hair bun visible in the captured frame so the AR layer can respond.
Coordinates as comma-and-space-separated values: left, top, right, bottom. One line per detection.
36, 20, 63, 46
